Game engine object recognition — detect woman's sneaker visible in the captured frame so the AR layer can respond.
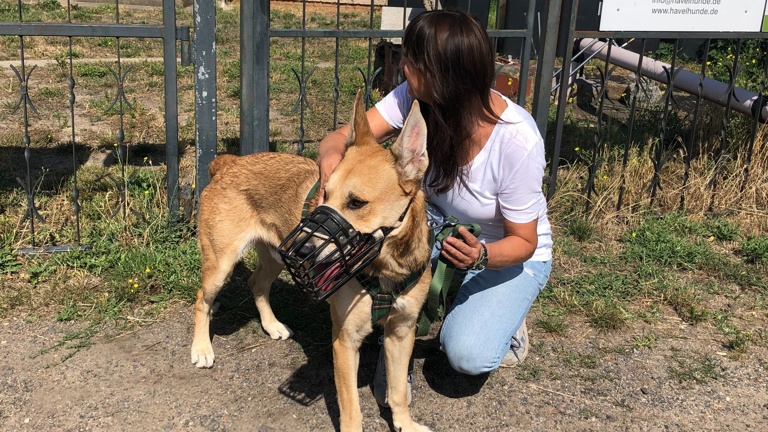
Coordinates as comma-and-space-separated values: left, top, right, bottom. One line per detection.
373, 335, 413, 407
500, 319, 529, 368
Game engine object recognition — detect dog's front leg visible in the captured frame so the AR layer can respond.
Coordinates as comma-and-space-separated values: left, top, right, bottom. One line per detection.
385, 297, 433, 432
330, 289, 373, 432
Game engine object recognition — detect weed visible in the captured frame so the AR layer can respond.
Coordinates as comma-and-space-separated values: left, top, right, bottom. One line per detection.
587, 300, 629, 331
535, 313, 568, 335
724, 330, 752, 354
0, 247, 21, 274
738, 234, 768, 265
566, 215, 594, 242
666, 286, 709, 325
515, 363, 541, 381
632, 331, 658, 350
76, 64, 108, 78
704, 218, 740, 242
668, 352, 727, 384
56, 300, 82, 322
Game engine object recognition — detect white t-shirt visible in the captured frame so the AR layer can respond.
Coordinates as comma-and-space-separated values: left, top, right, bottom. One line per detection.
375, 82, 552, 261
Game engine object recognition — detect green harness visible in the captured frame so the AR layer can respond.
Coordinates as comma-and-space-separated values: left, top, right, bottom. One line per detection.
300, 182, 478, 336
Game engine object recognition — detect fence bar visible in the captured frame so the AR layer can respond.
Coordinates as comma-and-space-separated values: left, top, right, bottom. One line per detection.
240, 0, 270, 155
0, 23, 163, 38
163, 0, 180, 217
531, 0, 562, 138
516, 0, 538, 108
546, 0, 579, 201
267, 29, 529, 38
194, 0, 217, 196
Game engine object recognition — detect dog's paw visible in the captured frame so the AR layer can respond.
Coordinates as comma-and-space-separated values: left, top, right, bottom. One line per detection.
394, 420, 433, 432
191, 345, 215, 368
263, 321, 293, 340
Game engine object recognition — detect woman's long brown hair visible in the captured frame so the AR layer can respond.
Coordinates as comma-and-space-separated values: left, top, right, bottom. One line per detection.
403, 10, 501, 195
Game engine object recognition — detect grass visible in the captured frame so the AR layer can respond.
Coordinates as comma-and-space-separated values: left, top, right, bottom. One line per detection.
0, 2, 766, 377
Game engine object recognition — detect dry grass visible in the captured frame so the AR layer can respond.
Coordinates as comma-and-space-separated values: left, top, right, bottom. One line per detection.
549, 122, 768, 238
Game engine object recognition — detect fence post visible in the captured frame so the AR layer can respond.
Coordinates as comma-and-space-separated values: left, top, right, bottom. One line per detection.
163, 0, 180, 217
531, 0, 562, 138
194, 0, 217, 197
240, 0, 270, 155
546, 0, 578, 200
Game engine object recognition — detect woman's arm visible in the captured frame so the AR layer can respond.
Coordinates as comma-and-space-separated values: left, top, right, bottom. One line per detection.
440, 219, 538, 270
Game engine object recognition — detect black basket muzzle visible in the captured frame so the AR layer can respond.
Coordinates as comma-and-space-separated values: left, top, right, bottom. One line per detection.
278, 205, 391, 301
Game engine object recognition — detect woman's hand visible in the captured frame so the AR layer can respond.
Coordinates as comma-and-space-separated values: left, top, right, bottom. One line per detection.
315, 107, 396, 205
440, 226, 484, 269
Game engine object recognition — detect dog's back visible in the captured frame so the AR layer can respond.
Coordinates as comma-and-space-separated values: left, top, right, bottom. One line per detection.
207, 153, 239, 179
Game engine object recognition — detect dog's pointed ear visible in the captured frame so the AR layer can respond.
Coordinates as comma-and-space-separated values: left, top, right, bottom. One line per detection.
346, 90, 374, 147
391, 100, 428, 182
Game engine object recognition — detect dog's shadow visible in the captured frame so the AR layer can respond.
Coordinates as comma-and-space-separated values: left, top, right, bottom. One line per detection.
208, 262, 385, 430
209, 263, 486, 430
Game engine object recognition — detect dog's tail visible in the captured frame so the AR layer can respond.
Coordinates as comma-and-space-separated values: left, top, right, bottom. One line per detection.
208, 154, 239, 179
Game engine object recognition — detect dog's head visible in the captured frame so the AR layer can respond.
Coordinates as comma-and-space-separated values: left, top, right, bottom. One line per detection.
279, 90, 428, 300
324, 90, 428, 240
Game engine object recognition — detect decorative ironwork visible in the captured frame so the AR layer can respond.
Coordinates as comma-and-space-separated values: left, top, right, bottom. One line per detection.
583, 44, 613, 213
9, 64, 38, 116
680, 39, 710, 211
707, 39, 742, 213
649, 40, 682, 205
617, 39, 647, 212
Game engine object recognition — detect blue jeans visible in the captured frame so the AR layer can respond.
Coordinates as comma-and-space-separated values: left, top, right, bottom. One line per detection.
427, 203, 552, 376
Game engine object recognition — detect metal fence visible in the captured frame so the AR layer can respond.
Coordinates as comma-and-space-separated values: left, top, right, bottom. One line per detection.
3, 0, 767, 252
1, 0, 191, 253
550, 0, 768, 215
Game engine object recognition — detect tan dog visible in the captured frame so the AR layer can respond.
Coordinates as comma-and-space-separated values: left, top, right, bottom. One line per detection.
191, 91, 433, 432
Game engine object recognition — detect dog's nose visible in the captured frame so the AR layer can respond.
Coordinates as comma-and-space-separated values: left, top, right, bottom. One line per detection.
296, 242, 316, 259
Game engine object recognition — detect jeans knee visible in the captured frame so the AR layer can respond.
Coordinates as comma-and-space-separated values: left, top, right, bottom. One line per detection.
443, 343, 496, 376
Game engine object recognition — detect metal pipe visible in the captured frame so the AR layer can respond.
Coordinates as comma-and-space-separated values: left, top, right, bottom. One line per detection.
578, 37, 768, 122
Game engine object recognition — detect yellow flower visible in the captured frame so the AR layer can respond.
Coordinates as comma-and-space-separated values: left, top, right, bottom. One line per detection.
568, 97, 574, 103
145, 267, 151, 274
708, 236, 715, 242
574, 147, 580, 151
133, 283, 139, 289
145, 190, 150, 195
507, 78, 513, 86
128, 279, 133, 283
632, 232, 637, 238
602, 175, 608, 180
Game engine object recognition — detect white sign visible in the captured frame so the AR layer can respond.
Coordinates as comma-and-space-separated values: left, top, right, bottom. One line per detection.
599, 0, 768, 32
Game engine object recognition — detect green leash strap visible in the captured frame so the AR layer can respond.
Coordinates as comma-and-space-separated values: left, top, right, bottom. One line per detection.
416, 220, 481, 337
301, 181, 321, 218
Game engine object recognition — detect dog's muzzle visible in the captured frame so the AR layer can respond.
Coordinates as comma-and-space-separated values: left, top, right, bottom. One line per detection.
278, 205, 393, 302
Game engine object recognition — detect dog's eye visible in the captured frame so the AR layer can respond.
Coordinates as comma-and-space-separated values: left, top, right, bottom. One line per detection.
347, 198, 366, 210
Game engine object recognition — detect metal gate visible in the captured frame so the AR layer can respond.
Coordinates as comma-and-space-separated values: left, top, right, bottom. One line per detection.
1, 0, 191, 253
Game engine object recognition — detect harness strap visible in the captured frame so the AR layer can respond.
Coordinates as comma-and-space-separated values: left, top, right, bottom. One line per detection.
358, 255, 431, 324
415, 218, 481, 337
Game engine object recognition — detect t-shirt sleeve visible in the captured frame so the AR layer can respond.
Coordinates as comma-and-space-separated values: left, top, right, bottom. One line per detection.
498, 134, 547, 224
374, 82, 413, 130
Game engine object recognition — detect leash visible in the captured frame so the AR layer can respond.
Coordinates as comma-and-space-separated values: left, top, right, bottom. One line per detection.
301, 181, 321, 218
415, 217, 480, 337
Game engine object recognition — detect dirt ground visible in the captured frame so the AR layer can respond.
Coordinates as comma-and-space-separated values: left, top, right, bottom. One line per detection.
2, 297, 767, 432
